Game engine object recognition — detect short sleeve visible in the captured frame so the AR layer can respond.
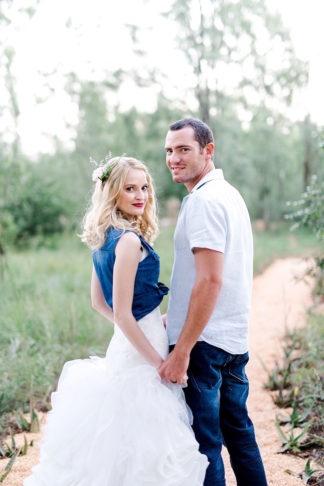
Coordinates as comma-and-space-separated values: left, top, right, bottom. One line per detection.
186, 195, 227, 253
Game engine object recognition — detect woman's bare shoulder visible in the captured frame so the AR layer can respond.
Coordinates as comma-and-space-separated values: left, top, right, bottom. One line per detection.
115, 231, 141, 255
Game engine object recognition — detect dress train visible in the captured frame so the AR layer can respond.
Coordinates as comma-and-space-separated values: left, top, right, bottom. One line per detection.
24, 307, 208, 485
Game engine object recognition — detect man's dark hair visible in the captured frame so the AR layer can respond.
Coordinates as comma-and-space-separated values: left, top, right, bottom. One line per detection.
169, 118, 214, 149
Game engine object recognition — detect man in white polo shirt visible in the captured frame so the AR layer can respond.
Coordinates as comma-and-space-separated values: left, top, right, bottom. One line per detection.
159, 118, 267, 486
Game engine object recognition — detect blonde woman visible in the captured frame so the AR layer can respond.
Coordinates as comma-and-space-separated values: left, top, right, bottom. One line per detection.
25, 156, 208, 486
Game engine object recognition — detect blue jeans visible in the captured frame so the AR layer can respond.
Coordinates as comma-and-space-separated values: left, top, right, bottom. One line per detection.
173, 342, 267, 486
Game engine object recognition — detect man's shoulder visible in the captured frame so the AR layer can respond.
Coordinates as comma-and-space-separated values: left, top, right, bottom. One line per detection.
188, 179, 228, 206
185, 180, 249, 225
194, 178, 244, 203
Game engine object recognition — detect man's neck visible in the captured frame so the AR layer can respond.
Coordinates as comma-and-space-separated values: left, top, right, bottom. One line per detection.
185, 163, 215, 192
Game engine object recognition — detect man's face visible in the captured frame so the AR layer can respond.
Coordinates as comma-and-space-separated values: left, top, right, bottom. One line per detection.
164, 126, 213, 191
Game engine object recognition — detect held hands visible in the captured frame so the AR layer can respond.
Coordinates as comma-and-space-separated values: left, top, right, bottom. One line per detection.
158, 348, 189, 386
161, 313, 167, 329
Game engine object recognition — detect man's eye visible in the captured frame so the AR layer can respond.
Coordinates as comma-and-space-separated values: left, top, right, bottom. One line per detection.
182, 148, 189, 152
166, 150, 172, 155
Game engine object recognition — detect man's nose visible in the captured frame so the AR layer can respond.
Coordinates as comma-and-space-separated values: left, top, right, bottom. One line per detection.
169, 152, 180, 164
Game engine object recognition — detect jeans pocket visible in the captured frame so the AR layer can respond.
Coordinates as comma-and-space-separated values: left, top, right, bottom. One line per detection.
188, 368, 221, 392
187, 370, 202, 393
228, 369, 249, 385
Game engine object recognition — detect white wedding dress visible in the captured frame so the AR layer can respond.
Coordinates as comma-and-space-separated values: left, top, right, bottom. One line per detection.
24, 306, 208, 486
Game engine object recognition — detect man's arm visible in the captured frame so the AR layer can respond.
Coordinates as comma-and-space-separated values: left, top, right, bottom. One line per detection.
159, 248, 223, 383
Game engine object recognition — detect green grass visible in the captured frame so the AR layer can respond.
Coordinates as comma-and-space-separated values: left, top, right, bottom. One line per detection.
0, 224, 320, 438
253, 224, 320, 274
0, 235, 114, 422
271, 311, 324, 478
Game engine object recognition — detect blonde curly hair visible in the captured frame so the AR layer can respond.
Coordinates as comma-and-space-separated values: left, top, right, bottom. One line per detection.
81, 156, 158, 249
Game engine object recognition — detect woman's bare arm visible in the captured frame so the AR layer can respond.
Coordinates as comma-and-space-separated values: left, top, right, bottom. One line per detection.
91, 265, 114, 323
113, 232, 164, 369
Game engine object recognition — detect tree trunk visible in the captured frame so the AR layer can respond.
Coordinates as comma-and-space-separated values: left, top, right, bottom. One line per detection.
304, 139, 311, 189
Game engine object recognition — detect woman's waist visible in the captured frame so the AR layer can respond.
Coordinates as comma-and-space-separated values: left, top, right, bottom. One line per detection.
112, 306, 168, 356
137, 305, 163, 325
114, 306, 163, 334
131, 284, 168, 319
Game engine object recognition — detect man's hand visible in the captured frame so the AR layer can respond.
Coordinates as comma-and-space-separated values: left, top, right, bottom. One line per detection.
158, 348, 189, 384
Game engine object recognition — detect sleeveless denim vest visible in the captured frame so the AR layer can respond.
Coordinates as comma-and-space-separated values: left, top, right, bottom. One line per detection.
92, 227, 168, 321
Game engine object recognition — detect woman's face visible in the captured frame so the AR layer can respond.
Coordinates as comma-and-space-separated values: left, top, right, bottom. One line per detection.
117, 169, 149, 217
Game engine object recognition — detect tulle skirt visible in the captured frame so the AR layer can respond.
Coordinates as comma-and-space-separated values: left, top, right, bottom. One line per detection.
24, 307, 208, 485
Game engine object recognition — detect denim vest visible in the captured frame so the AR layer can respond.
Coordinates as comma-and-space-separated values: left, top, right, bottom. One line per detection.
92, 227, 168, 321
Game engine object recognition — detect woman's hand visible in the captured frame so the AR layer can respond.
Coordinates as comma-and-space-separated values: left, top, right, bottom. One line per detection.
158, 348, 190, 385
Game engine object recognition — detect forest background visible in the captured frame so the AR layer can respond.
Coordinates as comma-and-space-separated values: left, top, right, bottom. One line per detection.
0, 0, 323, 442
1, 0, 324, 248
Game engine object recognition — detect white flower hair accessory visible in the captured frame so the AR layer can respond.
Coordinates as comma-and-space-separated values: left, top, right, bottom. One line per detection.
90, 154, 115, 183
92, 166, 105, 182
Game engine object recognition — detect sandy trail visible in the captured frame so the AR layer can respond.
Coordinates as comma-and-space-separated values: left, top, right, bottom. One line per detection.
1, 257, 313, 485
223, 257, 313, 485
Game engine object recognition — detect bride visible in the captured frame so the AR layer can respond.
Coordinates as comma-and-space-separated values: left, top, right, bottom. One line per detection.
24, 156, 208, 485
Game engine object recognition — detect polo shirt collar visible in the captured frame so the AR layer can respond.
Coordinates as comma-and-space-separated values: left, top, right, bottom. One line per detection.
190, 168, 224, 193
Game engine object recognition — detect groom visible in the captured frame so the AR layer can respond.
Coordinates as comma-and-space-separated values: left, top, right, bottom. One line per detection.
159, 118, 267, 486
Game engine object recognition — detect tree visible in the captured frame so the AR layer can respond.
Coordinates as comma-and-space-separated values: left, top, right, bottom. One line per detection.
300, 115, 322, 190
243, 105, 300, 225
164, 0, 308, 127
160, 0, 309, 224
0, 0, 38, 253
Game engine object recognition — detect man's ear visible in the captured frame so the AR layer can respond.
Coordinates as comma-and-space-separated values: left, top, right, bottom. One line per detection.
205, 142, 214, 159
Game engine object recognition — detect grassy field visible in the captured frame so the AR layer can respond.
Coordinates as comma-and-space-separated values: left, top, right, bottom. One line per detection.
0, 224, 320, 437
252, 224, 321, 275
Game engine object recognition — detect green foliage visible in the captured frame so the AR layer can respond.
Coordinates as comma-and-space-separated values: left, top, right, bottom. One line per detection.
67, 79, 112, 195
0, 226, 319, 435
271, 312, 324, 471
286, 155, 324, 300
272, 388, 294, 409
0, 453, 18, 483
287, 174, 324, 239
0, 0, 322, 250
0, 433, 30, 459
0, 432, 31, 482
243, 109, 298, 223
277, 402, 310, 429
4, 162, 71, 244
166, 0, 308, 124
263, 359, 292, 392
0, 235, 114, 423
301, 459, 323, 484
291, 313, 324, 434
275, 416, 310, 453
253, 224, 320, 274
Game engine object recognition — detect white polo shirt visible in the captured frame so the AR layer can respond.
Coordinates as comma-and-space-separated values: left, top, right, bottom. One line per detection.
167, 169, 253, 354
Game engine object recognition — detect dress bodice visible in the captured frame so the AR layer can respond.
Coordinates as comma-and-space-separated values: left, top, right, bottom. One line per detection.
92, 227, 168, 320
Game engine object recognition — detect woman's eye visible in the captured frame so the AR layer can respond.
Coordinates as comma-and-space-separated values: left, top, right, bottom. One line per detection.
142, 185, 148, 191
126, 187, 134, 192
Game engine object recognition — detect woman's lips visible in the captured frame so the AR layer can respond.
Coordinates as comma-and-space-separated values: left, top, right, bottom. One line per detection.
133, 203, 144, 208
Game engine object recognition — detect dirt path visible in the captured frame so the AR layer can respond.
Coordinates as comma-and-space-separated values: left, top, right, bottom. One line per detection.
223, 257, 313, 485
1, 257, 313, 485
